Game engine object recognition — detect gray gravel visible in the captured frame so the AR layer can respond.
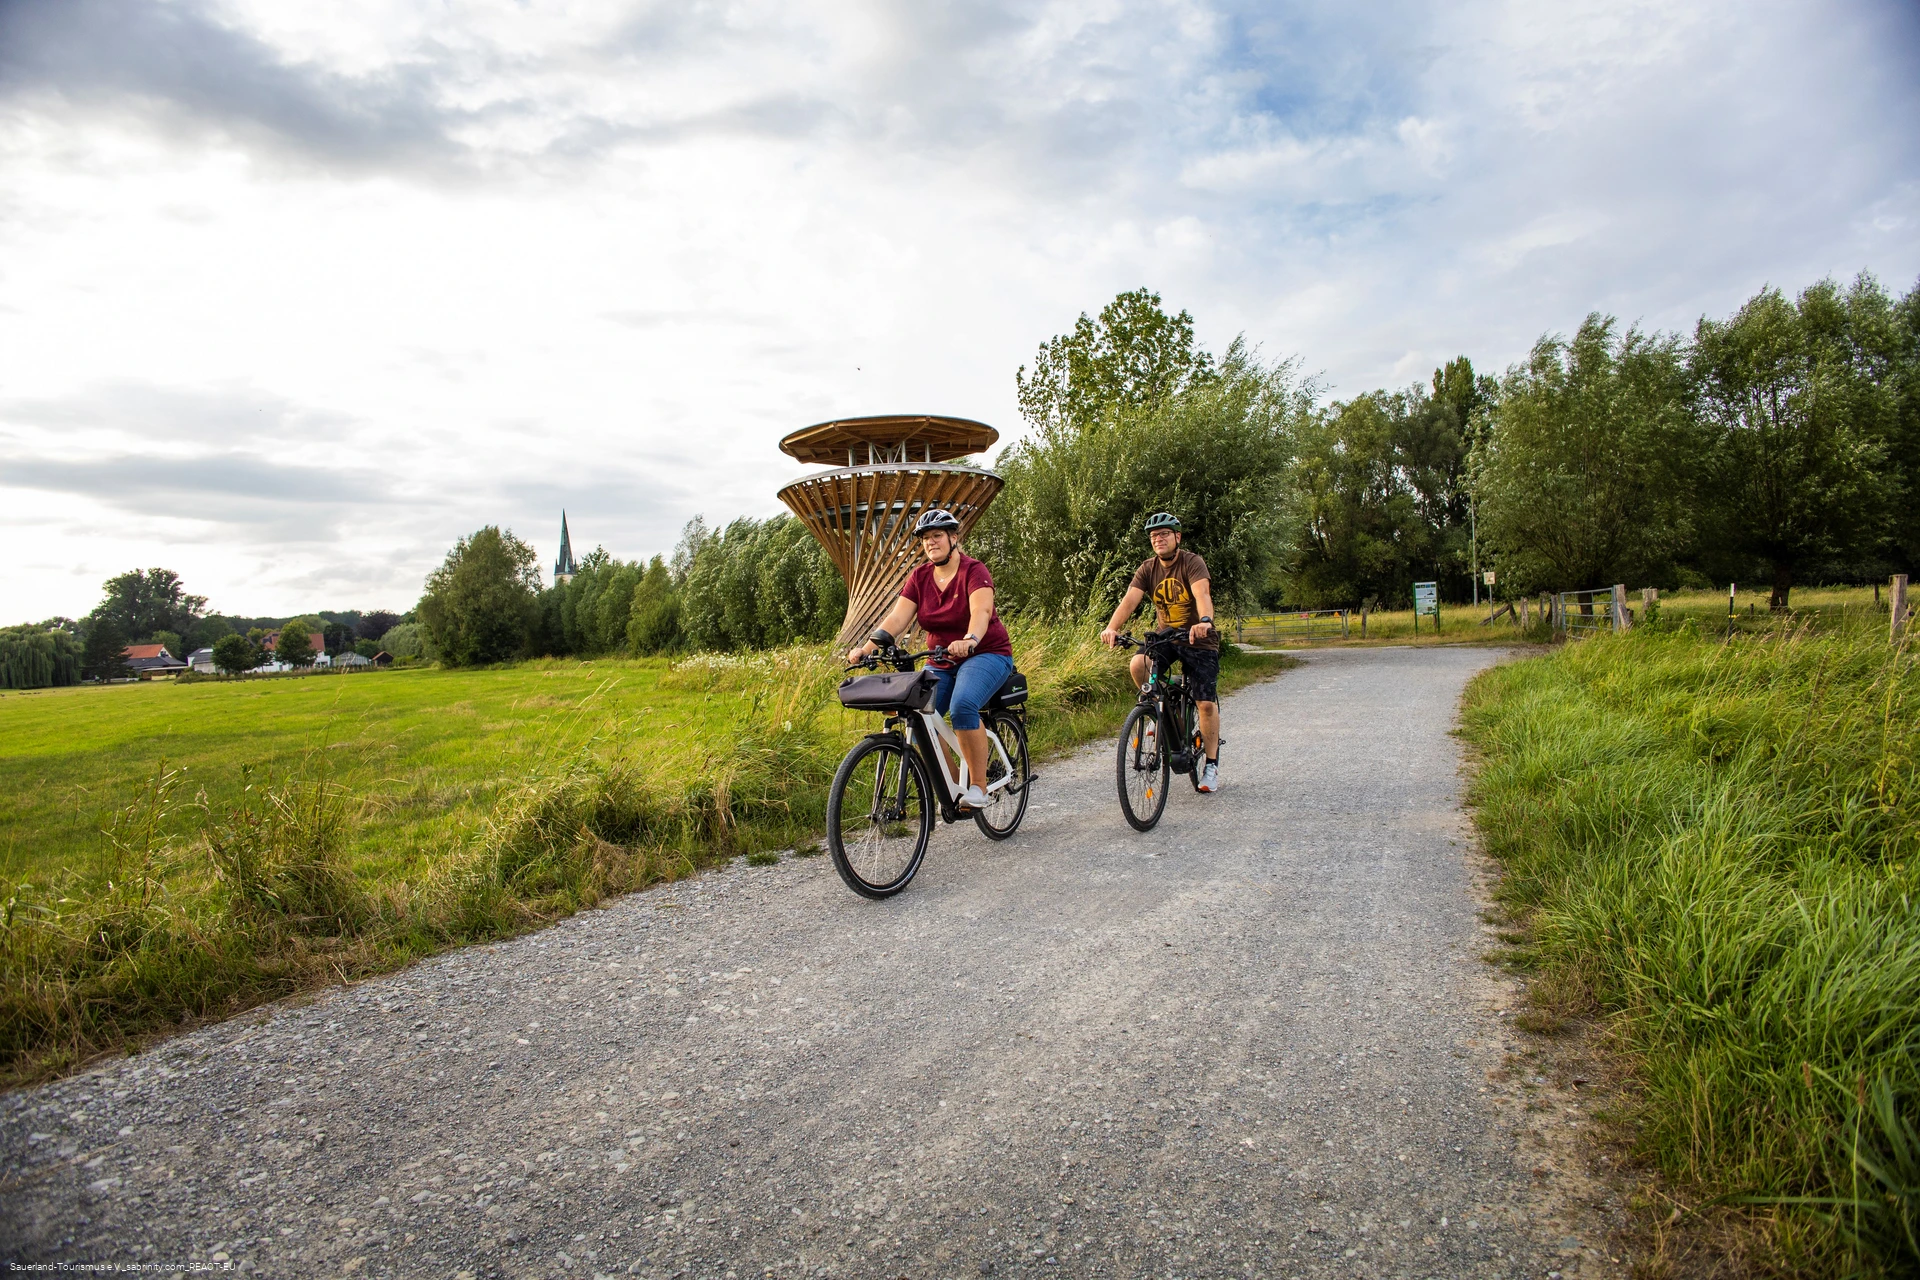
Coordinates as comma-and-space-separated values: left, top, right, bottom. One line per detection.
2, 644, 1599, 1278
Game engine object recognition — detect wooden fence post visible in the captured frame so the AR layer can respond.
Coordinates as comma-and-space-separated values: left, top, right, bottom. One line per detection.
1612, 584, 1630, 631
1894, 574, 1910, 643
1360, 607, 1368, 639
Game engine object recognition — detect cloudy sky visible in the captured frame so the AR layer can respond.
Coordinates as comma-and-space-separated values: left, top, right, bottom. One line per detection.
3, 0, 1916, 622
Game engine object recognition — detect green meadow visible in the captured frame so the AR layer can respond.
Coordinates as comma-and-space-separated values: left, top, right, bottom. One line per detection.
0, 621, 1287, 1082
1, 658, 761, 886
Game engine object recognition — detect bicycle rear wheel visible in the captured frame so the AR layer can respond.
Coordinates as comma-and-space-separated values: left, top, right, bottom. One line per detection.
973, 712, 1031, 840
1116, 703, 1170, 832
827, 735, 932, 898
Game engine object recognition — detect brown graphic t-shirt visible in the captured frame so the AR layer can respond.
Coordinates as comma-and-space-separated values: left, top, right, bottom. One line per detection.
1128, 549, 1217, 650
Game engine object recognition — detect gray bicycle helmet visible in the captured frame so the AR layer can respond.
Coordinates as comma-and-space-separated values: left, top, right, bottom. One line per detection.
1143, 511, 1183, 532
914, 508, 961, 536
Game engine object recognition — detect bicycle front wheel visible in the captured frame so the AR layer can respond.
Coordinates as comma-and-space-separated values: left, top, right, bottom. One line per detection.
1116, 703, 1170, 832
973, 712, 1031, 841
827, 735, 933, 898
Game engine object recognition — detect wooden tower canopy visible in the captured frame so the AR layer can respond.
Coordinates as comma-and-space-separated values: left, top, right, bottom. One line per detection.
776, 414, 1004, 648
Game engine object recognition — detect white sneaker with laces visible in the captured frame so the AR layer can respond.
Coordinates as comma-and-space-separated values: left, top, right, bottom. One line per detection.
959, 785, 992, 809
1197, 761, 1220, 793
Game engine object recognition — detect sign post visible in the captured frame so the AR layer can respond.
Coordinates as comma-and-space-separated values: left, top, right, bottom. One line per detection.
1483, 570, 1496, 621
1413, 582, 1439, 638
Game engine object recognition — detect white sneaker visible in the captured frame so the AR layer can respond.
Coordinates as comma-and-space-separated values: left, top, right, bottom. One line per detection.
959, 785, 992, 809
1197, 761, 1220, 793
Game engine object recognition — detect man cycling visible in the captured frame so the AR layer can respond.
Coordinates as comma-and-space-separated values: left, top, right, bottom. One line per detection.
1100, 512, 1221, 792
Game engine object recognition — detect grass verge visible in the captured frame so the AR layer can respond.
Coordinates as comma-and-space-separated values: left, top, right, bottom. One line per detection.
1, 617, 1288, 1085
1460, 614, 1918, 1276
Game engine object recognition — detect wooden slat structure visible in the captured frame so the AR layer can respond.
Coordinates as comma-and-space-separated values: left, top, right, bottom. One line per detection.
776, 415, 1004, 648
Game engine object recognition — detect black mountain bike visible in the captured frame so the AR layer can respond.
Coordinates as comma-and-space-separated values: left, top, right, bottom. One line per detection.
1114, 629, 1217, 831
826, 640, 1034, 898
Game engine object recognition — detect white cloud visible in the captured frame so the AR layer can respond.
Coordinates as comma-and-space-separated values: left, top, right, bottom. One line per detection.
1, 0, 1915, 620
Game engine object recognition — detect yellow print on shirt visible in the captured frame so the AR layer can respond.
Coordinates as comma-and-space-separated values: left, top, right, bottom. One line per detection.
1154, 575, 1196, 629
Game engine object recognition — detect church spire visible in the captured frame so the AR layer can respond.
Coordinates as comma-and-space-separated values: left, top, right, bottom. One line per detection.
554, 511, 578, 584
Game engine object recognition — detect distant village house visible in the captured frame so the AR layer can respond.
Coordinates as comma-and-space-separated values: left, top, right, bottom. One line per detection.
122, 643, 187, 677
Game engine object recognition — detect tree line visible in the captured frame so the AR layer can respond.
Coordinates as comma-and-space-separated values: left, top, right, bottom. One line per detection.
414, 516, 848, 666
16, 274, 1911, 680
417, 274, 1919, 667
1, 567, 416, 689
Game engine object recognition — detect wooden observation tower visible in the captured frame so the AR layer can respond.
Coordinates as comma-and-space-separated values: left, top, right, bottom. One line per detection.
776, 414, 1003, 649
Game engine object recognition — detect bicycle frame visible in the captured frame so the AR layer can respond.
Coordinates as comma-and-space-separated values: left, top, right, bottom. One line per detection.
876, 706, 1020, 824
1130, 634, 1202, 774
846, 644, 1024, 825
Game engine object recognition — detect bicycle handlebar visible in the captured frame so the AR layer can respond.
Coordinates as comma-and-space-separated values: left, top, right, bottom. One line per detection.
844, 644, 949, 673
1114, 629, 1184, 650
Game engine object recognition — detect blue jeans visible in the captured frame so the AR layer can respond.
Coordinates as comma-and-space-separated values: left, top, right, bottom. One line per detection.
929, 652, 1014, 731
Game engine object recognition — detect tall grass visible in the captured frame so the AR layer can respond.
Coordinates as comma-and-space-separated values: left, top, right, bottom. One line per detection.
1462, 615, 1919, 1274
1, 616, 1285, 1083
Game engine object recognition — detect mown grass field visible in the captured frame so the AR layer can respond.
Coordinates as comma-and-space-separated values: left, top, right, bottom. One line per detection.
0, 660, 743, 886
0, 621, 1288, 1082
1461, 601, 1917, 1275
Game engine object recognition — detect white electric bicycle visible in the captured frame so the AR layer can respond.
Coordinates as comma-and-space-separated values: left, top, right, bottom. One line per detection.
827, 638, 1034, 898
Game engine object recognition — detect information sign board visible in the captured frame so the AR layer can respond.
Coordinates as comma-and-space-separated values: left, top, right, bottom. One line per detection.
1413, 582, 1439, 616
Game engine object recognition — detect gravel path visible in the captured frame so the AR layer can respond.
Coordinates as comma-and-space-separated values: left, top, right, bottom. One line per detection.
2, 644, 1604, 1279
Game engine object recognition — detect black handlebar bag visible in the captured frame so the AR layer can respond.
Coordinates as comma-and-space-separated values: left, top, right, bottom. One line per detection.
837, 668, 938, 713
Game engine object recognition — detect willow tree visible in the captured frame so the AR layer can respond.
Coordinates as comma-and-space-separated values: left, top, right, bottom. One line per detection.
1693, 276, 1899, 608
1472, 315, 1697, 595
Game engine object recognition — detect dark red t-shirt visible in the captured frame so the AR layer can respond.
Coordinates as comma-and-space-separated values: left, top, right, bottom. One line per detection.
898, 554, 1013, 660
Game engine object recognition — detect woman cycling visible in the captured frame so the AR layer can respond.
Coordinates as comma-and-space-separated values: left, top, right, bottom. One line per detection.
846, 509, 1014, 810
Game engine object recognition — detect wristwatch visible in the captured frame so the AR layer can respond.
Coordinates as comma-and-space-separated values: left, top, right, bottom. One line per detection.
1198, 616, 1212, 624
963, 633, 979, 642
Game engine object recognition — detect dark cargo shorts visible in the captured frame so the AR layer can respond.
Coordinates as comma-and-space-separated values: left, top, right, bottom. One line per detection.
1171, 643, 1218, 703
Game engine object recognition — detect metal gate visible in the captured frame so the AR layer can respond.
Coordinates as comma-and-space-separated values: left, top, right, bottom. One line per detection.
1553, 586, 1626, 637
1234, 610, 1351, 645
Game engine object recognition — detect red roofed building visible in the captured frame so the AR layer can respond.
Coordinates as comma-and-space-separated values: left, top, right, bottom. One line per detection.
123, 643, 187, 676
262, 631, 329, 669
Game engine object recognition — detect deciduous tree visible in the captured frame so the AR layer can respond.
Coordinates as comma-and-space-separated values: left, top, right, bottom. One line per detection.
1694, 276, 1899, 608
81, 618, 133, 682
1473, 315, 1697, 594
91, 568, 206, 640
978, 340, 1309, 615
355, 610, 401, 642
417, 527, 541, 666
1015, 289, 1217, 432
212, 633, 257, 675
274, 623, 316, 668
